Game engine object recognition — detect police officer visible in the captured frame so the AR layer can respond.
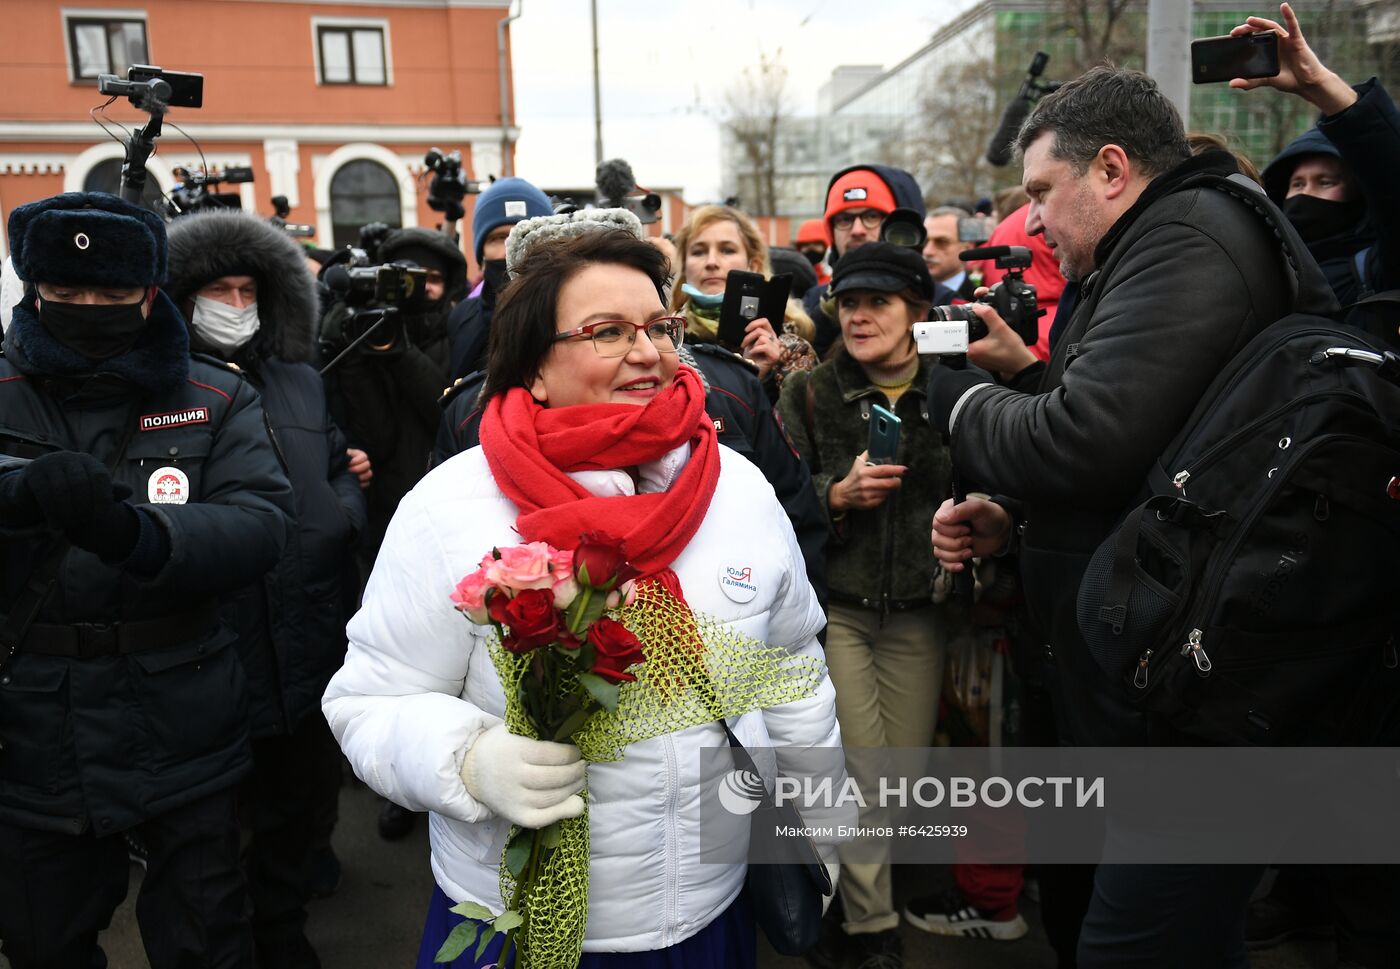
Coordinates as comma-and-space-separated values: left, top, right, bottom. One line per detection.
165, 209, 367, 969
0, 192, 293, 969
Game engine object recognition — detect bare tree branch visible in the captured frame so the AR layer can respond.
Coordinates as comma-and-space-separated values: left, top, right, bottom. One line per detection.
719, 50, 791, 216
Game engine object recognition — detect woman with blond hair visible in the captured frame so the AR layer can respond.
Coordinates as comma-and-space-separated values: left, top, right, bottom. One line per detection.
670, 205, 817, 392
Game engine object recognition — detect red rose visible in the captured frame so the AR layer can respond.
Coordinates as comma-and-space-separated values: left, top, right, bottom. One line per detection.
588, 617, 645, 684
573, 533, 641, 590
499, 588, 560, 653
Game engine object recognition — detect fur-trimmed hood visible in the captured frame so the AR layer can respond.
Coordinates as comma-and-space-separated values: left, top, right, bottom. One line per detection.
165, 210, 318, 364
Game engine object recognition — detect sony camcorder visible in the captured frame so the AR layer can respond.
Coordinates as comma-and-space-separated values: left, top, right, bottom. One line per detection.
915, 245, 1043, 353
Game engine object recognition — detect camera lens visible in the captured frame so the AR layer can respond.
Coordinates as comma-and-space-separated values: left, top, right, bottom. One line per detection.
882, 222, 923, 248
877, 207, 928, 250
929, 305, 976, 324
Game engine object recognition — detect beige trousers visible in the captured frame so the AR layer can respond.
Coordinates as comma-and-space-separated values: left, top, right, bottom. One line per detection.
824, 602, 946, 935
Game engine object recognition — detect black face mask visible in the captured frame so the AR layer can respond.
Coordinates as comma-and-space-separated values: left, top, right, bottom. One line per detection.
38, 298, 150, 360
801, 248, 825, 268
1281, 193, 1365, 245
482, 259, 510, 309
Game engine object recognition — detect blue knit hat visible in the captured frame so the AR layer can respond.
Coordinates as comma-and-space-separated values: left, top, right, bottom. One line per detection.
471, 177, 552, 263
8, 192, 167, 288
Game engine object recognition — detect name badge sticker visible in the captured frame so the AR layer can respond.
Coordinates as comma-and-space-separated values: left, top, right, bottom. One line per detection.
719, 564, 758, 603
148, 466, 190, 505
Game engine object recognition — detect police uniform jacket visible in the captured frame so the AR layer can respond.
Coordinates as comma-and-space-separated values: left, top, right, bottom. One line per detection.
0, 293, 293, 834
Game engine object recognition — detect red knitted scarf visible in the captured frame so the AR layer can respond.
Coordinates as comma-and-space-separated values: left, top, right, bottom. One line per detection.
479, 366, 720, 575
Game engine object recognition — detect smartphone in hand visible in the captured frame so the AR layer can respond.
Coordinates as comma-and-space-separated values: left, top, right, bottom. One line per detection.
718, 271, 792, 351
1191, 31, 1280, 84
867, 404, 902, 465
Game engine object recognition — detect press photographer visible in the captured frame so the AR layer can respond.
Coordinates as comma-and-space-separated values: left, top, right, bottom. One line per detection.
319, 226, 465, 561
925, 66, 1342, 966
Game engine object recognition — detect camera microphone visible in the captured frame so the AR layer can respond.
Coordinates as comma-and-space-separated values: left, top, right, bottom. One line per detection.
322, 265, 351, 296
986, 97, 1034, 167
595, 158, 637, 207
986, 51, 1057, 167
961, 245, 1011, 262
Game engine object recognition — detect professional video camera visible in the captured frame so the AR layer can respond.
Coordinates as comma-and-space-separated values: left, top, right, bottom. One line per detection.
916, 245, 1043, 352
596, 158, 661, 223
166, 166, 253, 216
316, 248, 433, 372
423, 148, 483, 230
323, 256, 430, 312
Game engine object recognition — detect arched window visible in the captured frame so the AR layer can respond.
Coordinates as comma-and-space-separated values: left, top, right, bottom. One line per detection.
329, 159, 401, 248
83, 158, 167, 213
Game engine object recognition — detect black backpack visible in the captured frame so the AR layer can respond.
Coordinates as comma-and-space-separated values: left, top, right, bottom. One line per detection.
1076, 180, 1400, 746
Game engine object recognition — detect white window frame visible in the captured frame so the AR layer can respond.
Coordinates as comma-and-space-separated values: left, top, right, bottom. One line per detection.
61, 8, 149, 84
311, 16, 392, 87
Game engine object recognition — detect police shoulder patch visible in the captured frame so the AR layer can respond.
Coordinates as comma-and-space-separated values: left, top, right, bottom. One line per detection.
440, 371, 486, 410
190, 352, 244, 375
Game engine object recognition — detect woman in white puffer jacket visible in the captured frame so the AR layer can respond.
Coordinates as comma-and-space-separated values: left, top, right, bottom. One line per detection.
323, 220, 844, 968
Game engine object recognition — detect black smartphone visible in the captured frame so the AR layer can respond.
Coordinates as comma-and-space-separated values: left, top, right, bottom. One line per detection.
1190, 32, 1280, 85
128, 65, 205, 107
717, 271, 792, 351
867, 404, 901, 465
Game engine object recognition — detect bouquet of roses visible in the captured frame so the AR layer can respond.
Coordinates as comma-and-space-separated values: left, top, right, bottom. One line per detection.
437, 534, 644, 967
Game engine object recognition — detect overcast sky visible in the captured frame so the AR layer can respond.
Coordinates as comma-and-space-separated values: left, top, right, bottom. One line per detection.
509, 0, 980, 201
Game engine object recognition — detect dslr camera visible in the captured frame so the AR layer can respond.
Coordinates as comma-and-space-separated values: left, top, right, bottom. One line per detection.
915, 245, 1042, 354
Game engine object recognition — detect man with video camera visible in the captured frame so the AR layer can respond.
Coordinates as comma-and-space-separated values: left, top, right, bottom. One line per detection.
925, 67, 1338, 965
320, 226, 465, 558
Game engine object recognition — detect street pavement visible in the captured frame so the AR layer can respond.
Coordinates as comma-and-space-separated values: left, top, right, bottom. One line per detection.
2, 776, 1331, 968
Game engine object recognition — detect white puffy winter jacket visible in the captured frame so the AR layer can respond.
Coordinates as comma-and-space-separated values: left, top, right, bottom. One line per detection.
323, 441, 843, 952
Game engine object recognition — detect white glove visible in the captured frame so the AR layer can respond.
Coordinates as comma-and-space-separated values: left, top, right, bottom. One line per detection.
459, 723, 587, 829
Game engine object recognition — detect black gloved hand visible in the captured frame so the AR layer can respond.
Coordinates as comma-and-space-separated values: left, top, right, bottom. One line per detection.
22, 451, 139, 562
358, 221, 393, 262
358, 311, 407, 359
0, 467, 44, 528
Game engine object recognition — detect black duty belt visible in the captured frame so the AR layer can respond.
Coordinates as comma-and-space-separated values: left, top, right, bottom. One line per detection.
828, 592, 935, 613
23, 606, 219, 659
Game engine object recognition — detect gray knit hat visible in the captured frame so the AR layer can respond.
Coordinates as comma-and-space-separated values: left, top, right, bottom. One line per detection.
504, 208, 644, 278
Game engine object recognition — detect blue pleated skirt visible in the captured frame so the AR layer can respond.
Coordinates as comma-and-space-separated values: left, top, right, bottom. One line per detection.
414, 884, 756, 969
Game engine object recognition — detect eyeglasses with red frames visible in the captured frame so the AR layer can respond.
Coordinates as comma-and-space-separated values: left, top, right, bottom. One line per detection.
552, 316, 685, 357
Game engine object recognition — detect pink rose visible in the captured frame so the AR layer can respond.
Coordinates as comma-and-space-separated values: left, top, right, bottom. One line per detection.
549, 549, 580, 608
484, 542, 555, 595
451, 569, 492, 624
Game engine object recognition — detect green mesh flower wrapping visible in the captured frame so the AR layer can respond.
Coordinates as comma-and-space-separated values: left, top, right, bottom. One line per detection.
487, 581, 824, 967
